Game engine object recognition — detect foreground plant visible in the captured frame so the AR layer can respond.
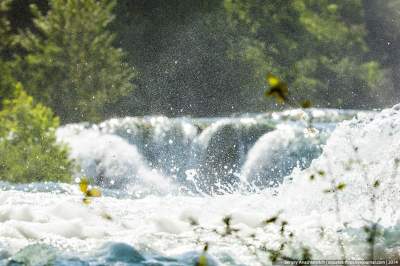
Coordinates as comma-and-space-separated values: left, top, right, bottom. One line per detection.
187, 213, 313, 265
265, 73, 314, 130
79, 177, 102, 204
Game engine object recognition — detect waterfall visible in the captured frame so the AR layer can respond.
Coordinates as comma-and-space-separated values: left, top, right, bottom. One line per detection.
56, 109, 361, 194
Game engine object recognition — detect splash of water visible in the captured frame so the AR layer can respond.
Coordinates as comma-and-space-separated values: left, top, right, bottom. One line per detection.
57, 126, 174, 196
2, 108, 397, 265
56, 111, 338, 193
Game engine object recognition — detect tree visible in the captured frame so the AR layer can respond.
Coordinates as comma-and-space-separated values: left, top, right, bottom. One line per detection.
14, 0, 135, 123
0, 0, 16, 104
0, 83, 74, 183
363, 0, 400, 104
224, 0, 386, 109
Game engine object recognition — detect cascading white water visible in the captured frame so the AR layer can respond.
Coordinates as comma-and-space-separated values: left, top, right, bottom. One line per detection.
56, 115, 282, 194
240, 125, 326, 188
2, 108, 398, 265
57, 126, 174, 195
98, 116, 199, 180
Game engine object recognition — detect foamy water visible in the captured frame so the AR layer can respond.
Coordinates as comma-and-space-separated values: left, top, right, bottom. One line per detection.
1, 108, 399, 265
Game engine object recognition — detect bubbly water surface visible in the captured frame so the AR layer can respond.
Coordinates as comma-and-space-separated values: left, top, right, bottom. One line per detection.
2, 108, 400, 265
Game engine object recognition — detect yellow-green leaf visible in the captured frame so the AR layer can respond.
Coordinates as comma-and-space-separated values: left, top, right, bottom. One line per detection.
197, 254, 208, 266
87, 187, 102, 197
82, 197, 91, 204
79, 177, 88, 193
336, 182, 346, 191
265, 73, 288, 104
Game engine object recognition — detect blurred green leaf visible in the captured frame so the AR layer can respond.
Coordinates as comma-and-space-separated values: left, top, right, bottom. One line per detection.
336, 182, 346, 191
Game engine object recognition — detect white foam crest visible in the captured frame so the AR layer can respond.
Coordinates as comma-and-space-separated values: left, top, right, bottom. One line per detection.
194, 118, 259, 148
194, 119, 233, 147
57, 127, 174, 193
3, 109, 399, 264
240, 125, 323, 187
267, 106, 400, 255
98, 116, 199, 143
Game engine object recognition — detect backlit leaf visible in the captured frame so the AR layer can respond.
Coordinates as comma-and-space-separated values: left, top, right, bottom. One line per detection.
79, 177, 88, 193
265, 73, 288, 104
86, 188, 102, 197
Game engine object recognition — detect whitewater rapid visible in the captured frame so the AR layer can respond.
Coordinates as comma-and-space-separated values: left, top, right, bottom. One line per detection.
1, 108, 400, 265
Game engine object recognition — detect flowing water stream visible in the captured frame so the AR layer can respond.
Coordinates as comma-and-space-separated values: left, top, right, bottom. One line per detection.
1, 108, 400, 265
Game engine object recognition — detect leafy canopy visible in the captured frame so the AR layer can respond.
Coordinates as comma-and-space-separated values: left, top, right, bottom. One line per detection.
224, 0, 384, 108
0, 0, 16, 102
0, 83, 74, 183
14, 0, 135, 123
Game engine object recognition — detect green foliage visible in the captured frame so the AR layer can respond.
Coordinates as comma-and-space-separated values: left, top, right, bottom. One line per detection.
224, 0, 385, 109
0, 83, 74, 183
13, 0, 135, 123
0, 0, 16, 102
0, 0, 397, 118
2, 0, 397, 117
364, 0, 400, 68
0, 0, 13, 52
362, 0, 400, 105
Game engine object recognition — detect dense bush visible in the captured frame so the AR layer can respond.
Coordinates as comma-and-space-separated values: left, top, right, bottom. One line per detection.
0, 83, 74, 183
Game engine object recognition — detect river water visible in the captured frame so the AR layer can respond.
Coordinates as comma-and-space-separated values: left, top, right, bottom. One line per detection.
1, 108, 399, 265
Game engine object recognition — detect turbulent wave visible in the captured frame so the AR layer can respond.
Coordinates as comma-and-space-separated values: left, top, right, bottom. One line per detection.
240, 125, 327, 188
2, 108, 399, 265
57, 127, 173, 195
55, 109, 344, 193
